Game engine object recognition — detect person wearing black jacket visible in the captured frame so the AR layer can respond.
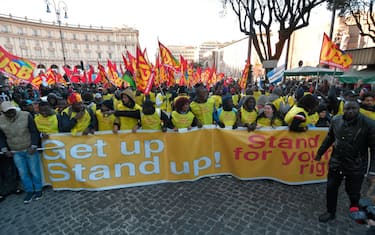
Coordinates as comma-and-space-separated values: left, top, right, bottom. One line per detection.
315, 100, 375, 222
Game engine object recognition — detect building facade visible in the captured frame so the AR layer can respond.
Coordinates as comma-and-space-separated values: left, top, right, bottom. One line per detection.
0, 14, 139, 70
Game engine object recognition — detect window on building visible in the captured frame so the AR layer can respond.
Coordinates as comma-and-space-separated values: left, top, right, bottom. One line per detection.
98, 52, 102, 59
107, 35, 111, 42
74, 44, 78, 49
33, 29, 39, 36
85, 35, 88, 41
108, 52, 112, 59
35, 49, 42, 58
49, 41, 53, 47
48, 31, 52, 38
18, 27, 24, 35
21, 48, 28, 57
49, 50, 55, 58
73, 51, 80, 59
86, 44, 89, 49
97, 45, 100, 49
73, 34, 77, 40
2, 25, 9, 33
20, 38, 26, 45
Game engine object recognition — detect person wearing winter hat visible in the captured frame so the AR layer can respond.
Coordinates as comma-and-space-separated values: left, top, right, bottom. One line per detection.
133, 100, 170, 132
0, 101, 43, 204
60, 92, 96, 136
284, 94, 319, 132
115, 88, 141, 130
315, 104, 331, 127
256, 94, 268, 113
82, 92, 96, 113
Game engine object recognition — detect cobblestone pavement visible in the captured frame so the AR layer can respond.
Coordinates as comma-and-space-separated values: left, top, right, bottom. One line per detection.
0, 177, 369, 235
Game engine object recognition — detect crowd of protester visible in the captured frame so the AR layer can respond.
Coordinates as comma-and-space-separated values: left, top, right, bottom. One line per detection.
0, 71, 374, 204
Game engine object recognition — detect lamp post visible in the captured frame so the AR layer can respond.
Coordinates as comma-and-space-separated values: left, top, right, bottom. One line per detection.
45, 0, 68, 66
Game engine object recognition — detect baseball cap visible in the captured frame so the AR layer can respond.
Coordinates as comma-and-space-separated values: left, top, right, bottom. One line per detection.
0, 101, 17, 112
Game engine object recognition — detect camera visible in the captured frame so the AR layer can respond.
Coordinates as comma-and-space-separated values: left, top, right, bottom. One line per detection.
350, 198, 375, 224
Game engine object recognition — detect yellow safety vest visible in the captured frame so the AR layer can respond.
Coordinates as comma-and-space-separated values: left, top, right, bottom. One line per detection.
96, 110, 117, 131
117, 103, 141, 130
141, 109, 162, 130
190, 100, 215, 125
34, 114, 59, 134
284, 106, 309, 127
171, 111, 195, 128
240, 107, 257, 124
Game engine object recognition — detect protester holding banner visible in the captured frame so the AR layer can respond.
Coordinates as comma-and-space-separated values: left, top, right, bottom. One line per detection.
94, 99, 119, 133
34, 101, 61, 138
114, 88, 143, 130
256, 102, 285, 128
170, 96, 200, 131
284, 94, 319, 132
134, 100, 169, 132
315, 100, 375, 222
239, 95, 258, 131
216, 95, 239, 129
190, 85, 216, 126
0, 101, 43, 204
59, 92, 96, 136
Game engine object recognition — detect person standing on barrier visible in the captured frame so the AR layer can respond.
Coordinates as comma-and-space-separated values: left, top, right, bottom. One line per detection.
314, 100, 375, 222
0, 101, 43, 204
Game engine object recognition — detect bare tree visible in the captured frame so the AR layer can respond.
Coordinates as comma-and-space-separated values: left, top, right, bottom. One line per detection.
327, 0, 375, 43
223, 0, 326, 63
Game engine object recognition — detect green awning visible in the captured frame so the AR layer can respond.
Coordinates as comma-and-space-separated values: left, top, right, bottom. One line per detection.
284, 66, 344, 76
339, 69, 375, 84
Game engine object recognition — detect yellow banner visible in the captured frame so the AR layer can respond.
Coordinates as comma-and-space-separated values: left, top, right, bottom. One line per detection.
41, 127, 331, 190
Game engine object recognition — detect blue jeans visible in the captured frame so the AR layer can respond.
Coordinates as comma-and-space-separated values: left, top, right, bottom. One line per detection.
12, 151, 43, 193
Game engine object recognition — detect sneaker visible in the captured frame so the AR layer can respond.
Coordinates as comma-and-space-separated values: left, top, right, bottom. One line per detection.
34, 191, 43, 200
318, 212, 335, 222
23, 192, 34, 204
13, 188, 23, 195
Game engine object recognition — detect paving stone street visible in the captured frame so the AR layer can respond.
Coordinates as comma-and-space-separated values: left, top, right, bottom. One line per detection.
0, 177, 370, 235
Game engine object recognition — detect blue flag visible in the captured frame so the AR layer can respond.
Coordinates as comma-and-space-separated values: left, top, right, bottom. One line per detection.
267, 64, 285, 84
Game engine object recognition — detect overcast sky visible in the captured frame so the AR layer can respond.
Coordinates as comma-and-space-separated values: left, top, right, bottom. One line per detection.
2, 0, 246, 56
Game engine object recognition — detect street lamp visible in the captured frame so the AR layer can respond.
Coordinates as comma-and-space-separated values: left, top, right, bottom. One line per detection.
45, 0, 68, 66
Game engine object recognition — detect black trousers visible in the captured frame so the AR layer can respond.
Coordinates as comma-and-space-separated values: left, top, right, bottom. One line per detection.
326, 168, 364, 214
0, 156, 18, 196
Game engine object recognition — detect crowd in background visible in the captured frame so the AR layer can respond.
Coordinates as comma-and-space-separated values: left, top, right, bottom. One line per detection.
0, 72, 374, 136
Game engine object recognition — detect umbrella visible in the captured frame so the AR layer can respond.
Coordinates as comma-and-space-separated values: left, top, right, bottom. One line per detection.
284, 66, 344, 76
339, 68, 375, 84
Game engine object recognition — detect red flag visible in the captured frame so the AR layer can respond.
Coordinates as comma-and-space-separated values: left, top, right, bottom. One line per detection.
158, 41, 180, 71
63, 66, 72, 82
239, 59, 250, 90
126, 51, 136, 74
0, 46, 35, 81
95, 62, 106, 84
319, 33, 352, 70
107, 59, 122, 87
70, 66, 81, 83
135, 46, 154, 95
87, 65, 94, 83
